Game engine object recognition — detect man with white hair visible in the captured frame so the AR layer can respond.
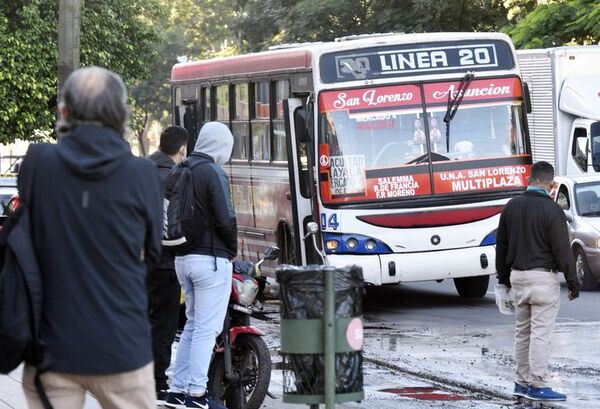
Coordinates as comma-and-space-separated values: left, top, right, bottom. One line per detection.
20, 67, 163, 409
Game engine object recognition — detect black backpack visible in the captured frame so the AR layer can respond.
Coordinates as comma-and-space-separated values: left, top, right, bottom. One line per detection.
162, 158, 209, 255
0, 144, 53, 408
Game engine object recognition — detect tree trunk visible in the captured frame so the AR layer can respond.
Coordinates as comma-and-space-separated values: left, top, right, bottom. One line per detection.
137, 110, 149, 157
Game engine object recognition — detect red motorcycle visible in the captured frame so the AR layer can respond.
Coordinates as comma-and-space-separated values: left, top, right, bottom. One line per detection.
207, 246, 279, 409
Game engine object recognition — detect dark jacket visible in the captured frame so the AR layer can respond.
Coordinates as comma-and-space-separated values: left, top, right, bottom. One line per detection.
171, 152, 237, 259
496, 189, 580, 296
148, 150, 176, 269
22, 124, 163, 375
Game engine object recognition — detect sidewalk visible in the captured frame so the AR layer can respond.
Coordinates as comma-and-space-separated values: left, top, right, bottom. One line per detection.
3, 319, 599, 408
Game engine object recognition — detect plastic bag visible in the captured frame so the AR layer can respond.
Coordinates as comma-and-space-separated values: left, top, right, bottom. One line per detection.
494, 283, 515, 315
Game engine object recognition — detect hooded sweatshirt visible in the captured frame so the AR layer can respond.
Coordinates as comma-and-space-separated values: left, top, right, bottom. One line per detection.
174, 122, 237, 259
22, 124, 163, 375
148, 150, 177, 269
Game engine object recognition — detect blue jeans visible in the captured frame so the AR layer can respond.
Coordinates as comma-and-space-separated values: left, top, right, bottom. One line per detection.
170, 255, 232, 395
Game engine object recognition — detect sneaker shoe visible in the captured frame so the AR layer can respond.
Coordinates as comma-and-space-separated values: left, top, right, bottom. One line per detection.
186, 394, 227, 409
156, 390, 169, 405
526, 386, 567, 401
513, 383, 528, 398
164, 392, 188, 408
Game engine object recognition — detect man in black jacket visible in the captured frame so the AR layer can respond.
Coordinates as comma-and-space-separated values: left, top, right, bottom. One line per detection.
20, 67, 163, 408
147, 126, 188, 403
496, 161, 580, 402
165, 122, 235, 409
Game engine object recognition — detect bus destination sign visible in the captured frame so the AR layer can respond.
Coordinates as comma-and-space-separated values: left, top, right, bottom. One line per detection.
320, 40, 514, 83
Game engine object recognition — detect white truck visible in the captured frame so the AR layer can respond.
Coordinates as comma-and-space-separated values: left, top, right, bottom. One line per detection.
517, 47, 600, 175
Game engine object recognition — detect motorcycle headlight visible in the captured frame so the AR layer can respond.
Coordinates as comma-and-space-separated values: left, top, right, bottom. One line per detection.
233, 277, 259, 307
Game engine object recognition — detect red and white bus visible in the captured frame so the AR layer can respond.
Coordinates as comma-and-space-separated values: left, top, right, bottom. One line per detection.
170, 32, 531, 297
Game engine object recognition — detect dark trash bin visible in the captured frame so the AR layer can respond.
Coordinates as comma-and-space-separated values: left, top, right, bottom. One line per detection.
277, 264, 364, 405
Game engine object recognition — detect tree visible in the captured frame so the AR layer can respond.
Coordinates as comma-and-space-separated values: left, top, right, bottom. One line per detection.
0, 2, 57, 142
129, 0, 243, 154
0, 0, 164, 143
505, 0, 600, 49
233, 0, 510, 47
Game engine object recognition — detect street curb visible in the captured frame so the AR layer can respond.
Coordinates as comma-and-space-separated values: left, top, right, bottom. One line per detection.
364, 356, 561, 408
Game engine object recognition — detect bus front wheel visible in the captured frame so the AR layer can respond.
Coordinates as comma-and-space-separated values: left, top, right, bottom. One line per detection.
453, 275, 489, 298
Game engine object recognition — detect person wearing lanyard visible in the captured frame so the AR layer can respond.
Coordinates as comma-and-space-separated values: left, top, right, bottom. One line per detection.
496, 161, 580, 402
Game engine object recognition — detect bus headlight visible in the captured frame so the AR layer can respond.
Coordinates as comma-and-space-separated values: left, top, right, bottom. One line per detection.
346, 238, 358, 249
326, 240, 340, 251
596, 237, 600, 249
321, 232, 392, 255
365, 239, 377, 251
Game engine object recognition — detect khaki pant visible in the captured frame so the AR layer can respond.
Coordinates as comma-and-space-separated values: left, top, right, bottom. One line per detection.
511, 269, 560, 388
22, 362, 156, 409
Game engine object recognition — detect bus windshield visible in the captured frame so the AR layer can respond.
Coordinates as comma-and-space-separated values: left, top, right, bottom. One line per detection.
318, 77, 530, 205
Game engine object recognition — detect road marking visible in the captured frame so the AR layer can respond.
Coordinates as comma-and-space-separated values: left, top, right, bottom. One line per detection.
380, 387, 467, 401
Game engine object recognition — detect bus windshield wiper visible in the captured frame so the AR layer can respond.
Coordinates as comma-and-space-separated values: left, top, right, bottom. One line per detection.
443, 71, 474, 152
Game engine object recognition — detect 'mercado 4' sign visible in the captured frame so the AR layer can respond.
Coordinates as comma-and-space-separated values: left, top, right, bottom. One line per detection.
320, 40, 515, 83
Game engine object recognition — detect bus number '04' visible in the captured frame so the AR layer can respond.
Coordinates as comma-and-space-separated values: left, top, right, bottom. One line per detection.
321, 213, 340, 230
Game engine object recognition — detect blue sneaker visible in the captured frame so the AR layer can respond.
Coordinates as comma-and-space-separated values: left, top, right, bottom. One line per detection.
164, 392, 187, 408
186, 394, 227, 409
527, 386, 567, 401
513, 383, 528, 398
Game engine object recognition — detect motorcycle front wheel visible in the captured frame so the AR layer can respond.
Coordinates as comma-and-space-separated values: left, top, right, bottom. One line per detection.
208, 334, 271, 409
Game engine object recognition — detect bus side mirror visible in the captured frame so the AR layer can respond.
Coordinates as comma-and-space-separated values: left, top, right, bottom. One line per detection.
294, 107, 310, 143
523, 83, 532, 114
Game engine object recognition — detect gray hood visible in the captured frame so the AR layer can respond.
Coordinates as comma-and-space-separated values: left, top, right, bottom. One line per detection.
193, 122, 234, 166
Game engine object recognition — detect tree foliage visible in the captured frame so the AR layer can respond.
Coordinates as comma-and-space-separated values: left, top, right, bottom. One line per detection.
233, 0, 509, 48
505, 0, 600, 48
0, 1, 56, 142
3, 0, 600, 144
0, 0, 164, 143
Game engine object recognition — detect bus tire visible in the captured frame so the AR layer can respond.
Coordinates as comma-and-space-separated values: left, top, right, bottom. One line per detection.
453, 275, 489, 298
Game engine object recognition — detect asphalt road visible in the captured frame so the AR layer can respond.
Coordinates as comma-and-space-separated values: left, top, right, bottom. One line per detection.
260, 275, 600, 409
362, 276, 599, 326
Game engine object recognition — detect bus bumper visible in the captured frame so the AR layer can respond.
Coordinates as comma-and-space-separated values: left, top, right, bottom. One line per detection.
326, 245, 496, 286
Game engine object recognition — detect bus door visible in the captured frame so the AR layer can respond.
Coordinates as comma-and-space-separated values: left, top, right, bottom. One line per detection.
181, 100, 198, 152
284, 98, 316, 265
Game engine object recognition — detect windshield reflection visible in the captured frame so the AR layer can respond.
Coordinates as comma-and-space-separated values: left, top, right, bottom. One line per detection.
320, 103, 526, 170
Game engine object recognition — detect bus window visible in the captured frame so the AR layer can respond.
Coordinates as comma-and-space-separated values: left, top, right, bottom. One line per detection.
216, 84, 229, 121
273, 80, 290, 162
232, 83, 249, 160
252, 81, 270, 161
202, 87, 212, 122
322, 109, 425, 169
422, 79, 527, 162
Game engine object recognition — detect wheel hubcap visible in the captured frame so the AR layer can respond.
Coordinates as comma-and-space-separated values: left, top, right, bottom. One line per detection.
576, 253, 584, 283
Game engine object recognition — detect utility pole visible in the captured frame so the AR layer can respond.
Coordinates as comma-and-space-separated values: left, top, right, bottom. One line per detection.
58, 0, 81, 97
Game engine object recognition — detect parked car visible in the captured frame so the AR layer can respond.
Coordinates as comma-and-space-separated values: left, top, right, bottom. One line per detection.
554, 175, 600, 291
